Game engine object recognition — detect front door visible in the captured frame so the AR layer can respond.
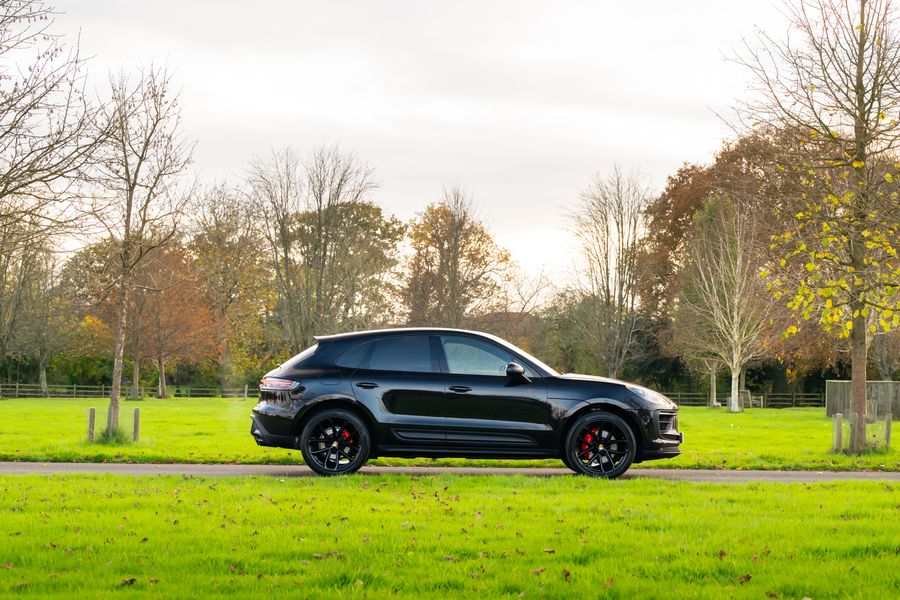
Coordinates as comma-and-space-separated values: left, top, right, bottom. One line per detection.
438, 335, 552, 451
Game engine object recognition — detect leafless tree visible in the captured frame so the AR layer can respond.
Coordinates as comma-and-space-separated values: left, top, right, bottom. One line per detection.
673, 194, 772, 412
88, 65, 193, 431
0, 0, 99, 234
737, 0, 900, 449
248, 146, 401, 353
570, 166, 649, 378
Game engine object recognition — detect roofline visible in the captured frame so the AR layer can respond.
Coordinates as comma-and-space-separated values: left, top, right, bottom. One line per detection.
314, 327, 483, 343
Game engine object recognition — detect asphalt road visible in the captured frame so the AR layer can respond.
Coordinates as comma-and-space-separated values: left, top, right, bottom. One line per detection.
0, 462, 897, 482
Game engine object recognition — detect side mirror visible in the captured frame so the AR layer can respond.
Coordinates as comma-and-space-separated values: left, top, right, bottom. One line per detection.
506, 362, 526, 378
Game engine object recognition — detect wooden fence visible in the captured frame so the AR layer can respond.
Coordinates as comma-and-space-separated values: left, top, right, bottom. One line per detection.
825, 380, 900, 419
0, 383, 258, 399
663, 390, 824, 408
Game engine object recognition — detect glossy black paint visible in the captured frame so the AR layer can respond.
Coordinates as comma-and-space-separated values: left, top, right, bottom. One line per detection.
250, 328, 682, 466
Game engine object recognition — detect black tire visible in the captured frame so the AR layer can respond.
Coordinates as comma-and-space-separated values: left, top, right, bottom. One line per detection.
563, 411, 636, 479
300, 408, 370, 476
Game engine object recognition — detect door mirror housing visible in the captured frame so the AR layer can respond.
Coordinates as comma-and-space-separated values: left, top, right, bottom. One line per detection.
506, 362, 527, 379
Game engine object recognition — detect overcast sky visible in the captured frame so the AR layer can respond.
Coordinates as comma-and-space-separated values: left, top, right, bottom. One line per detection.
55, 0, 788, 280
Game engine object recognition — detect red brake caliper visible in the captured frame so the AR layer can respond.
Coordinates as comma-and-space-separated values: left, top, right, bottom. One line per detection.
340, 428, 352, 445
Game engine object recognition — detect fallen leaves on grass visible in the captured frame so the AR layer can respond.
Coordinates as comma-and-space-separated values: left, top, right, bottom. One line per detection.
119, 578, 137, 587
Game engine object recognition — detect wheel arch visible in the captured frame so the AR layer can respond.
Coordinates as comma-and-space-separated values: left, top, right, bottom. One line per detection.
561, 400, 645, 460
294, 395, 379, 451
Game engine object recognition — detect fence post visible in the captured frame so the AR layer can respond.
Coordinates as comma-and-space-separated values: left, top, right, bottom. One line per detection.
186, 387, 191, 398
886, 413, 892, 449
87, 407, 95, 442
832, 413, 843, 452
243, 384, 248, 399
72, 384, 76, 399
133, 408, 140, 442
15, 382, 19, 398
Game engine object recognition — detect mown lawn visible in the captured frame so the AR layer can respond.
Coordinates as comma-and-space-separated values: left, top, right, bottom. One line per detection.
0, 398, 896, 470
0, 475, 897, 598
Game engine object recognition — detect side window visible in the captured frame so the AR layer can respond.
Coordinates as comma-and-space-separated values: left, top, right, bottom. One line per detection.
367, 336, 434, 373
442, 336, 519, 376
333, 341, 372, 370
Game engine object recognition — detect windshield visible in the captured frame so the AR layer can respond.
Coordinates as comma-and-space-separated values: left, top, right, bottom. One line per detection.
488, 334, 559, 377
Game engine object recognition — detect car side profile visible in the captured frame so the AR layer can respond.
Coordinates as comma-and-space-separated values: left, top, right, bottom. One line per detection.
250, 328, 683, 478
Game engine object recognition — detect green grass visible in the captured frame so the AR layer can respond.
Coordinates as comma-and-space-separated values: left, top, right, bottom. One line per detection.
0, 474, 897, 598
0, 398, 896, 470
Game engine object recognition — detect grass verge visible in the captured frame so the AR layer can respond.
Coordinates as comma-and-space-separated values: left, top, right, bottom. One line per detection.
0, 398, 897, 470
0, 474, 897, 598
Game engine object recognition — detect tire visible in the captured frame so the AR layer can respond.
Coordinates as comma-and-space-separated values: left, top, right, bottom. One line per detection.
563, 411, 636, 479
300, 408, 371, 476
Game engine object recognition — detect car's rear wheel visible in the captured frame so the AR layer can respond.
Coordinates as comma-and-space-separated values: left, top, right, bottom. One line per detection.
564, 411, 636, 479
300, 409, 370, 476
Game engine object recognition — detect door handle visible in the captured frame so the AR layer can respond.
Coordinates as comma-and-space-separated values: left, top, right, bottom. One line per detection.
449, 385, 471, 393
355, 382, 379, 389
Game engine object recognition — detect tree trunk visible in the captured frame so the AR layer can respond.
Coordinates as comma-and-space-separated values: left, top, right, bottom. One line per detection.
728, 367, 741, 413
108, 282, 128, 430
709, 365, 718, 408
157, 357, 168, 399
131, 358, 140, 399
849, 306, 868, 451
38, 352, 48, 398
739, 368, 746, 392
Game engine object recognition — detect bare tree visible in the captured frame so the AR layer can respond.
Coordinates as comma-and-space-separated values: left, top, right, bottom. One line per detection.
570, 166, 649, 378
673, 194, 772, 412
88, 66, 193, 431
248, 146, 401, 353
738, 0, 900, 449
0, 0, 98, 233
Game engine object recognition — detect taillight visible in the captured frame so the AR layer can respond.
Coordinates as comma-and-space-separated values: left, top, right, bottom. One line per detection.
259, 377, 300, 391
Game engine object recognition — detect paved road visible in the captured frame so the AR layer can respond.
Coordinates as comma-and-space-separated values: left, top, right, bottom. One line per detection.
0, 462, 897, 482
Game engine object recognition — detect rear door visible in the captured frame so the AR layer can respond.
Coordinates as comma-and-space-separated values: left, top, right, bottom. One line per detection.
438, 334, 552, 450
346, 334, 447, 447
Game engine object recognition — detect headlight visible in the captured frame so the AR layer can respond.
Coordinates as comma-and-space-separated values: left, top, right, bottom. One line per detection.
626, 385, 674, 408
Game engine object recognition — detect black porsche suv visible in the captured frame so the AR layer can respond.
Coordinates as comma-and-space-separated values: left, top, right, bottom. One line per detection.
251, 328, 682, 478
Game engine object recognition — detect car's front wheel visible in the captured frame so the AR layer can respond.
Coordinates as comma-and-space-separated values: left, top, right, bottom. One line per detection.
564, 411, 636, 479
300, 408, 370, 476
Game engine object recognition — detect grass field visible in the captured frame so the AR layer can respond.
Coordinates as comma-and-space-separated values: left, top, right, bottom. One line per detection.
0, 474, 897, 598
0, 397, 896, 470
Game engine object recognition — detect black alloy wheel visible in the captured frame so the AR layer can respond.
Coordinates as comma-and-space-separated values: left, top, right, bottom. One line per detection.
564, 411, 636, 479
300, 409, 370, 476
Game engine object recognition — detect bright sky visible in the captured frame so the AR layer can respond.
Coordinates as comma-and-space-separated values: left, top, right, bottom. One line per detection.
55, 0, 789, 282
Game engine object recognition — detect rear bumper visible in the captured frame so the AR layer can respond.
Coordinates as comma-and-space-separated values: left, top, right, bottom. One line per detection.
250, 413, 298, 449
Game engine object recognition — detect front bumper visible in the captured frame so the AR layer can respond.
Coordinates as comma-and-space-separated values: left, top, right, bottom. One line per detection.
640, 409, 683, 461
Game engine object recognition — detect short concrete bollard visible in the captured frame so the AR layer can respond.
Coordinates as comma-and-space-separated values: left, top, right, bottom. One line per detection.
133, 408, 140, 442
87, 407, 96, 442
832, 413, 843, 452
886, 413, 892, 449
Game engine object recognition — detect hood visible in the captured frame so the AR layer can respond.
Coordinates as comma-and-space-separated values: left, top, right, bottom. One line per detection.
557, 373, 629, 386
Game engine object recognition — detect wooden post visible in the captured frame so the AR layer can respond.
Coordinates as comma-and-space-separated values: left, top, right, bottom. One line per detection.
87, 407, 95, 441
832, 413, 843, 452
72, 384, 76, 399
243, 384, 248, 399
133, 408, 140, 442
886, 413, 892, 449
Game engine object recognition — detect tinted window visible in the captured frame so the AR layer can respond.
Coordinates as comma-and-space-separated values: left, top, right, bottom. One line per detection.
333, 342, 372, 369
367, 336, 434, 373
442, 336, 516, 376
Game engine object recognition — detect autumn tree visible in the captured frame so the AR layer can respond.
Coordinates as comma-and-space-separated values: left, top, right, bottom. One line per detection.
88, 66, 193, 431
141, 245, 217, 398
672, 195, 773, 412
570, 166, 649, 378
191, 184, 271, 385
402, 186, 511, 328
740, 0, 900, 449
